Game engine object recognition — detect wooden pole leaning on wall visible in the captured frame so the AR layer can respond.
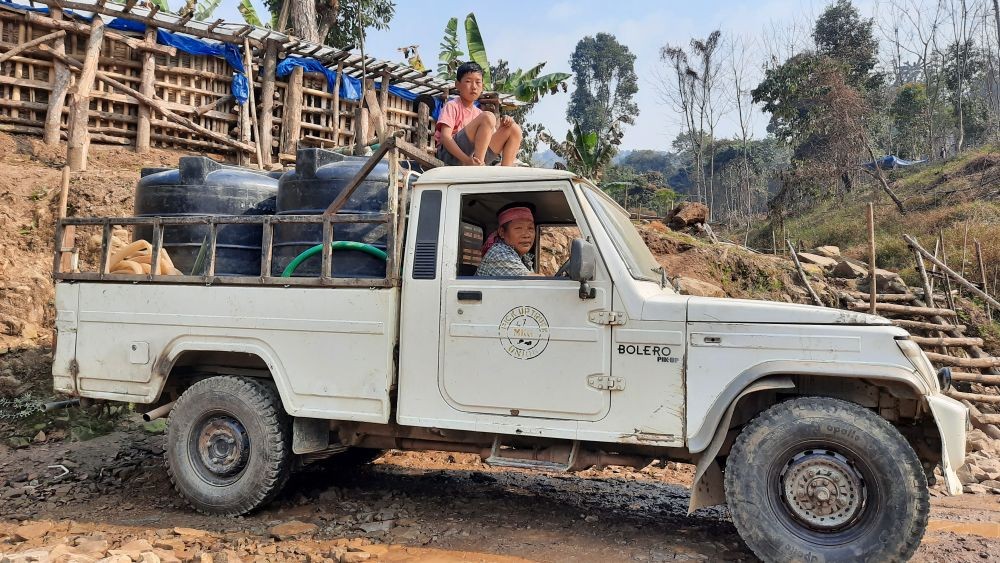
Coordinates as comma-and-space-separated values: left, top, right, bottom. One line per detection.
66, 17, 105, 172
415, 101, 429, 150
331, 62, 342, 146
39, 43, 254, 153
279, 65, 304, 157
135, 26, 157, 154
258, 40, 278, 167
976, 240, 991, 319
43, 8, 70, 146
904, 234, 1000, 312
867, 203, 877, 315
244, 38, 263, 170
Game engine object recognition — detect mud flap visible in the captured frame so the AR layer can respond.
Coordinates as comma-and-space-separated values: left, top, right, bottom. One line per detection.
926, 394, 968, 496
689, 376, 795, 514
292, 417, 330, 454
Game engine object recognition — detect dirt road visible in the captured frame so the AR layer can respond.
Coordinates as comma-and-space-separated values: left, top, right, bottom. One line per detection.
1, 420, 999, 562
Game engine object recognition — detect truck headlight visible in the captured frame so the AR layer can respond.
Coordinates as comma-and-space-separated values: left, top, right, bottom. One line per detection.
895, 336, 939, 392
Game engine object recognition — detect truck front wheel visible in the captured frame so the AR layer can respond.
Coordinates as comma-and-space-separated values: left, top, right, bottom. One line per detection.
166, 376, 292, 516
724, 397, 928, 562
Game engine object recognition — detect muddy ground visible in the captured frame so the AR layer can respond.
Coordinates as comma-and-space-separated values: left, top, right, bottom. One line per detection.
0, 418, 999, 562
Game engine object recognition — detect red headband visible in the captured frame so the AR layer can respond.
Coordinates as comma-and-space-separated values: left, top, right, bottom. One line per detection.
497, 206, 533, 226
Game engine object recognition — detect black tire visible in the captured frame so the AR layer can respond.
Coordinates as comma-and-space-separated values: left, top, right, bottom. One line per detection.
166, 376, 291, 516
724, 397, 928, 563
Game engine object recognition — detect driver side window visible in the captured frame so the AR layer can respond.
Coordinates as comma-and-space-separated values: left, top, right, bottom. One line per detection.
457, 190, 580, 278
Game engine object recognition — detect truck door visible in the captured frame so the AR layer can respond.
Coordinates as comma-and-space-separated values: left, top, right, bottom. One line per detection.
438, 183, 613, 421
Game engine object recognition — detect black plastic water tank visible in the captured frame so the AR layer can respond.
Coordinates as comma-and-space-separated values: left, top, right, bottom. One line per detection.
134, 157, 278, 276
273, 148, 390, 278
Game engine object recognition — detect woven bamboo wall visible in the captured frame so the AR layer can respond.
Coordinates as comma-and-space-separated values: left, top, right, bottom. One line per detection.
0, 10, 437, 160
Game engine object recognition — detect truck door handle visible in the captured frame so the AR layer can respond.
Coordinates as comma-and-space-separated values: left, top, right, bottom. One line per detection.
703, 336, 721, 344
457, 291, 482, 302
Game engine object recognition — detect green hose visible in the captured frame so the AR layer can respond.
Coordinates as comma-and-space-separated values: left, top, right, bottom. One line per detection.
280, 241, 388, 277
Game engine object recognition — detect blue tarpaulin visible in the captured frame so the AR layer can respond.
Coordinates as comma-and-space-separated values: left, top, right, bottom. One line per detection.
276, 56, 362, 101
0, 0, 90, 20
106, 18, 248, 103
863, 155, 927, 170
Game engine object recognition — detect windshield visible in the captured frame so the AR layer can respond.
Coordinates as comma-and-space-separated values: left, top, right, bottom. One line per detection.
580, 182, 664, 284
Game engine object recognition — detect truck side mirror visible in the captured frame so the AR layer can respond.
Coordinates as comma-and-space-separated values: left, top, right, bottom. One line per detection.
568, 239, 597, 299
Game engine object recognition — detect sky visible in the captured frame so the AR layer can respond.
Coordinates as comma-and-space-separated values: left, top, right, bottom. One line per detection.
212, 0, 880, 151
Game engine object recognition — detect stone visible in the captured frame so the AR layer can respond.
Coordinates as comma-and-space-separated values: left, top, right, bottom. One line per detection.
831, 260, 868, 279
957, 463, 978, 485
268, 520, 318, 540
965, 483, 990, 494
675, 277, 726, 298
584, 515, 599, 523
32, 431, 46, 443
109, 539, 155, 559
976, 458, 1000, 474
796, 252, 838, 268
968, 429, 992, 452
358, 545, 389, 557
14, 521, 54, 541
139, 552, 162, 563
665, 202, 709, 230
341, 553, 372, 563
75, 538, 110, 555
814, 245, 841, 258
979, 479, 1000, 489
357, 520, 393, 533
173, 528, 211, 538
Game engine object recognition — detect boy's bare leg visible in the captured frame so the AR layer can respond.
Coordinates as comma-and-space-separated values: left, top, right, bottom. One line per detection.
462, 112, 497, 164
489, 122, 523, 166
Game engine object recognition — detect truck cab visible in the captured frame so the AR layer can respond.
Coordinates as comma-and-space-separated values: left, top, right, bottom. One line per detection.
52, 165, 968, 562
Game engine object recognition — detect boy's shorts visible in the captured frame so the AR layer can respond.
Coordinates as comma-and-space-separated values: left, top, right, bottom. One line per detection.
436, 129, 500, 166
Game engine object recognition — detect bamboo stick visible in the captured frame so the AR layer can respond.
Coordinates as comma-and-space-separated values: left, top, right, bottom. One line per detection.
904, 234, 1000, 312
948, 389, 1000, 404
939, 231, 957, 311
66, 17, 104, 172
960, 221, 970, 297
847, 302, 957, 317
890, 319, 967, 332
135, 26, 156, 154
39, 43, 254, 153
961, 400, 1000, 439
332, 62, 342, 146
951, 371, 1000, 385
910, 336, 984, 347
57, 166, 75, 273
243, 38, 263, 170
843, 290, 919, 302
976, 240, 991, 319
867, 202, 877, 314
787, 239, 824, 306
925, 352, 1000, 369
911, 241, 948, 353
42, 7, 69, 146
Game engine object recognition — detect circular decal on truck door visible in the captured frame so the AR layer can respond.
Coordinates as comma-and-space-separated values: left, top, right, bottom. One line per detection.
498, 306, 550, 360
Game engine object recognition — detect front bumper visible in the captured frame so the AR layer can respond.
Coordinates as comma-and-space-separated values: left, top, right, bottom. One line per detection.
926, 393, 969, 495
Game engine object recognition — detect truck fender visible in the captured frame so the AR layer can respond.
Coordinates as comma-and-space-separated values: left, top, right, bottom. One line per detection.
688, 376, 795, 514
687, 359, 931, 453
926, 393, 968, 496
155, 336, 297, 413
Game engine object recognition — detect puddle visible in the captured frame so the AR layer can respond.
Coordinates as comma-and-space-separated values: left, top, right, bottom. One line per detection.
928, 519, 1000, 539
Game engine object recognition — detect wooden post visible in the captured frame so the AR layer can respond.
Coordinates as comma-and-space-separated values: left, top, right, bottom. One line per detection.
238, 89, 251, 166
57, 166, 75, 273
867, 203, 877, 314
66, 17, 104, 171
380, 69, 391, 120
416, 101, 429, 150
135, 26, 156, 154
976, 240, 991, 319
354, 106, 370, 156
243, 38, 263, 170
332, 62, 342, 146
258, 40, 278, 166
44, 9, 71, 146
279, 65, 303, 157
913, 243, 947, 354
960, 221, 970, 297
939, 231, 956, 311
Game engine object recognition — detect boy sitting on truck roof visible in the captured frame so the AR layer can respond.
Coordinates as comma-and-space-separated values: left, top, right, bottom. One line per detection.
435, 62, 522, 167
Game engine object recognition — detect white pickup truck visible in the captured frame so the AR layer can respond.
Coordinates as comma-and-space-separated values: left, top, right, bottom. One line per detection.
52, 165, 967, 562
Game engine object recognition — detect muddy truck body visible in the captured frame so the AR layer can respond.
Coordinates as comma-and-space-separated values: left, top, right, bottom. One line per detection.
52, 166, 968, 561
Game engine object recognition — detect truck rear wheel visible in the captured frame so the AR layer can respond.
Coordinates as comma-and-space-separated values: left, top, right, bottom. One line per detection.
166, 376, 291, 516
724, 397, 928, 562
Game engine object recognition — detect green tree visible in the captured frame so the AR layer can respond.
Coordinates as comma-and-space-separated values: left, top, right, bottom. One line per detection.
566, 33, 639, 141
891, 83, 929, 159
540, 120, 623, 181
264, 0, 395, 48
436, 14, 570, 103
812, 0, 882, 91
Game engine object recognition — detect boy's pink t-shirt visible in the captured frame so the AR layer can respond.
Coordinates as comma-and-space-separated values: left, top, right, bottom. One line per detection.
434, 98, 482, 142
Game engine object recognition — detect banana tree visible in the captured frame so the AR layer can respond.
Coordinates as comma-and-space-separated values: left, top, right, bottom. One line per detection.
110, 0, 263, 27
437, 13, 570, 103
540, 120, 623, 181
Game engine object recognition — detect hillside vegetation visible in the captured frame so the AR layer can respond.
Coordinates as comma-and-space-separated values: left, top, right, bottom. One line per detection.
748, 147, 1000, 289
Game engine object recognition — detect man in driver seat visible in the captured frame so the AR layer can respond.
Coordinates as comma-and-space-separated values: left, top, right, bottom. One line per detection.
476, 203, 539, 277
